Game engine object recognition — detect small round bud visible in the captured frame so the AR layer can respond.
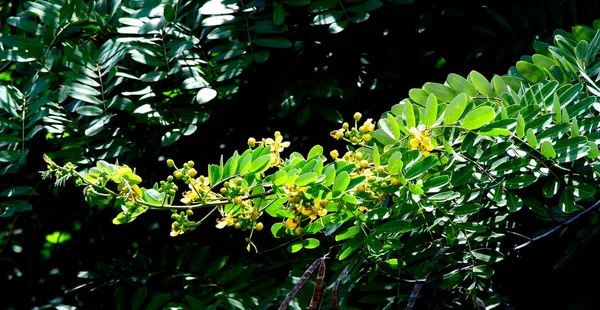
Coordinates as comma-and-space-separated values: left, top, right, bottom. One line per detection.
342, 122, 349, 129
255, 222, 264, 231
360, 160, 368, 168
174, 171, 183, 180
248, 137, 256, 147
353, 112, 362, 121
319, 199, 328, 208
168, 189, 176, 196
356, 153, 363, 160
381, 182, 388, 188
187, 161, 195, 168
274, 131, 281, 138
171, 214, 178, 220
363, 133, 372, 142
330, 150, 339, 159
186, 210, 194, 216
166, 159, 175, 168
235, 223, 242, 229
391, 178, 400, 186
235, 177, 243, 185
285, 218, 297, 229
220, 187, 227, 194
295, 227, 303, 235
234, 196, 243, 205
183, 163, 189, 168
376, 166, 385, 174
187, 168, 197, 177
167, 175, 173, 182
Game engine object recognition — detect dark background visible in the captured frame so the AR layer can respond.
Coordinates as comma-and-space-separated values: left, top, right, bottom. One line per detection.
3, 0, 600, 309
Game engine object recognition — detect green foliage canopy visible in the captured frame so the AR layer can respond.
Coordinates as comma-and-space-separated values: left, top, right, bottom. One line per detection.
42, 20, 600, 308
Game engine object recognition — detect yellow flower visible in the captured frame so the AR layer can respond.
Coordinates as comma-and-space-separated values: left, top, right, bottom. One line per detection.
216, 213, 236, 229
408, 128, 434, 156
265, 134, 290, 153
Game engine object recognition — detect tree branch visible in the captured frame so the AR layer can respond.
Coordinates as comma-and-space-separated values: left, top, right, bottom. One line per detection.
514, 199, 600, 251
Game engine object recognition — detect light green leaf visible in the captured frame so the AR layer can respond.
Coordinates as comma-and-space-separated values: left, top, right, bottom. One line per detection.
516, 61, 545, 83
423, 82, 457, 103
469, 71, 493, 96
461, 106, 495, 130
526, 128, 538, 148
333, 171, 350, 197
302, 238, 320, 249
295, 172, 318, 186
424, 93, 438, 127
444, 93, 467, 124
447, 73, 477, 97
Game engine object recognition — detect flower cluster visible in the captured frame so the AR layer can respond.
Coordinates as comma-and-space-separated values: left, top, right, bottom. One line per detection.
409, 128, 435, 156
249, 131, 290, 167
330, 112, 375, 145
181, 175, 218, 205
170, 210, 198, 236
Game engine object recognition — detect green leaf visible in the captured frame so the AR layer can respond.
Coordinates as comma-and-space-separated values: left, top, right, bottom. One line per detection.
405, 101, 416, 128
385, 113, 401, 140
507, 193, 523, 212
461, 106, 495, 130
428, 191, 460, 202
287, 241, 303, 253
559, 188, 574, 213
333, 171, 350, 197
404, 156, 437, 180
526, 128, 538, 148
307, 145, 323, 159
272, 170, 287, 186
0, 35, 45, 49
516, 61, 545, 83
347, 0, 383, 13
253, 38, 292, 48
273, 3, 287, 25
444, 93, 467, 124
335, 226, 361, 241
302, 238, 320, 249
164, 4, 176, 22
1, 200, 32, 217
424, 93, 438, 127
313, 10, 343, 25
471, 249, 504, 264
295, 172, 318, 186
161, 129, 181, 146
329, 20, 349, 34
209, 164, 222, 187
423, 82, 457, 103
271, 222, 285, 238
492, 75, 508, 96
196, 88, 217, 104
0, 186, 37, 197
374, 220, 416, 233
76, 105, 103, 116
469, 71, 493, 96
373, 144, 380, 167
516, 114, 525, 138
409, 88, 429, 106
146, 294, 170, 310
451, 204, 481, 215
131, 286, 148, 310
447, 73, 477, 97
250, 155, 271, 173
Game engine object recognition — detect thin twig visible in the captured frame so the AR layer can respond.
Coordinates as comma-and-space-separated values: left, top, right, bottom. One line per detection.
514, 199, 600, 251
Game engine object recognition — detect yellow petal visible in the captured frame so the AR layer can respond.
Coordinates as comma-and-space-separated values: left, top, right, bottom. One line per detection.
216, 221, 227, 229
